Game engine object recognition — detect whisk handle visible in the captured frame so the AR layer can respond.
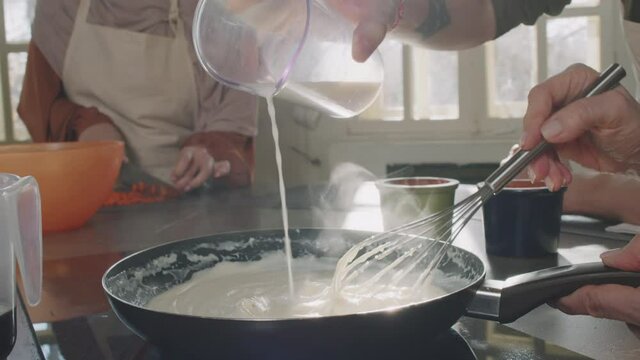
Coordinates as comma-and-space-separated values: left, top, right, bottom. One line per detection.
482, 63, 627, 194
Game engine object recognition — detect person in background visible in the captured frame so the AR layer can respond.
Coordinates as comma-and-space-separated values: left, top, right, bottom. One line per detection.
19, 0, 258, 193
339, 0, 640, 333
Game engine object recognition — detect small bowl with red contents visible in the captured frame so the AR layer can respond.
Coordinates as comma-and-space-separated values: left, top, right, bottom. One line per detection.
482, 179, 566, 258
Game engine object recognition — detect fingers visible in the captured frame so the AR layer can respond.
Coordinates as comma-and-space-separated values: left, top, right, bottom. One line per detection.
501, 145, 532, 180
555, 236, 640, 328
185, 157, 215, 192
601, 235, 640, 272
539, 90, 630, 145
544, 161, 565, 192
521, 64, 600, 150
527, 156, 551, 183
174, 159, 200, 192
325, 0, 396, 62
352, 20, 387, 63
172, 147, 232, 192
558, 161, 573, 185
526, 152, 571, 191
185, 160, 231, 191
214, 160, 231, 178
520, 63, 634, 184
555, 284, 640, 327
174, 147, 208, 191
523, 63, 640, 174
172, 148, 195, 181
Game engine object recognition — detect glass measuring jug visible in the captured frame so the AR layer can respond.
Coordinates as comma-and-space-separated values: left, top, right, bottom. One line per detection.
0, 174, 42, 358
193, 0, 384, 118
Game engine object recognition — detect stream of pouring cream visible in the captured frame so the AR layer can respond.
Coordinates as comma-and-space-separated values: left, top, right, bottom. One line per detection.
267, 96, 295, 298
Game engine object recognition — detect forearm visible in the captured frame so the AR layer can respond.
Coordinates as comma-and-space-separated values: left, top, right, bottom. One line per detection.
564, 173, 640, 225
395, 0, 496, 50
395, 0, 569, 50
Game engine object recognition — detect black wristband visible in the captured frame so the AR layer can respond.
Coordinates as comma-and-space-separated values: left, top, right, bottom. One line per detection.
416, 0, 451, 39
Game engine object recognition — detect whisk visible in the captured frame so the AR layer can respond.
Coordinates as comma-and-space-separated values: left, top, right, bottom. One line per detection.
332, 64, 627, 294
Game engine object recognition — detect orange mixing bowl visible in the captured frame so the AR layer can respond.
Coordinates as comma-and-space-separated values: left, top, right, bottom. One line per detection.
0, 141, 124, 233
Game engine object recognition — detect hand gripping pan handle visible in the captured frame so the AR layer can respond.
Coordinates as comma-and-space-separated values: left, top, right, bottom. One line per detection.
466, 262, 640, 323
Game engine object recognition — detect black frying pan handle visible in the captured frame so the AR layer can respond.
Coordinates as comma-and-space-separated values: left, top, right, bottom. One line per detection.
497, 262, 640, 323
467, 262, 640, 322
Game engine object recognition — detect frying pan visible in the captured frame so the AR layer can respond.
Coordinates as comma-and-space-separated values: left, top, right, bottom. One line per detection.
103, 228, 640, 359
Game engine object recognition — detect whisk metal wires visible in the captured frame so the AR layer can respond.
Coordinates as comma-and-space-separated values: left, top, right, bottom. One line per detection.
332, 63, 627, 295
333, 186, 493, 292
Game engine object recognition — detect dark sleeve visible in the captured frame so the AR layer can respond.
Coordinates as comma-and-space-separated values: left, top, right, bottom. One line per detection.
623, 0, 640, 22
492, 0, 571, 38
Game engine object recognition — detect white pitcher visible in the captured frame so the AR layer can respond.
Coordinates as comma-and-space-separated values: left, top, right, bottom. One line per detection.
0, 174, 42, 358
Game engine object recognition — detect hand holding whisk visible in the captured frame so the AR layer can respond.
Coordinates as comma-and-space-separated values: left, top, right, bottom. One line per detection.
332, 64, 627, 296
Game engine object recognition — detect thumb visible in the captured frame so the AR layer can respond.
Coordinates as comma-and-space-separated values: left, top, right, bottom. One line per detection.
352, 20, 386, 62
555, 284, 640, 327
540, 89, 628, 144
601, 235, 640, 271
521, 63, 599, 149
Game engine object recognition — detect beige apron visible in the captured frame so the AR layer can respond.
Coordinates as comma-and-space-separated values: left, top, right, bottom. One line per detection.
62, 0, 198, 183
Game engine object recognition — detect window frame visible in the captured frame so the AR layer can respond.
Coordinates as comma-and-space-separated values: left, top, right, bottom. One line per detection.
347, 1, 616, 141
0, 0, 31, 143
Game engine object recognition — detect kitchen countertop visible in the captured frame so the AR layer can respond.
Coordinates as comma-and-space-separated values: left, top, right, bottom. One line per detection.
10, 183, 639, 359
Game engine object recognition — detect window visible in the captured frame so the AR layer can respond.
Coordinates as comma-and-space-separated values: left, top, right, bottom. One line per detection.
0, 0, 34, 143
354, 0, 614, 140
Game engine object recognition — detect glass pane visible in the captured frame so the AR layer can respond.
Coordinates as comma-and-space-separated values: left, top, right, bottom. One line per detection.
488, 24, 537, 118
568, 0, 600, 7
4, 0, 36, 43
360, 40, 404, 121
9, 52, 30, 141
547, 17, 601, 77
412, 49, 459, 120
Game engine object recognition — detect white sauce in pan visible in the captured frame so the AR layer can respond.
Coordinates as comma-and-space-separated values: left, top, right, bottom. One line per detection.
147, 253, 454, 319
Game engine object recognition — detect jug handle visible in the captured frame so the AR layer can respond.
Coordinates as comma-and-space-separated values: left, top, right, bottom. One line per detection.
6, 176, 42, 306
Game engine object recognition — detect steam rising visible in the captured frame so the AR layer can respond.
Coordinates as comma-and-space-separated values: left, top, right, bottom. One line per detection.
311, 163, 430, 256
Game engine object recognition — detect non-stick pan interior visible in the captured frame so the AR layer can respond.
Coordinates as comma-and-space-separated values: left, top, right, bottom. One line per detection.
103, 228, 485, 315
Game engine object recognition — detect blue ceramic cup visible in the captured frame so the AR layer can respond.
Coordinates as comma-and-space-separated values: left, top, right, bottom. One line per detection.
482, 180, 565, 258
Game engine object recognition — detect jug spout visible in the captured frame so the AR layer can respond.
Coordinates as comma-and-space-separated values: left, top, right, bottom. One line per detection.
0, 174, 42, 307
194, 0, 384, 118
